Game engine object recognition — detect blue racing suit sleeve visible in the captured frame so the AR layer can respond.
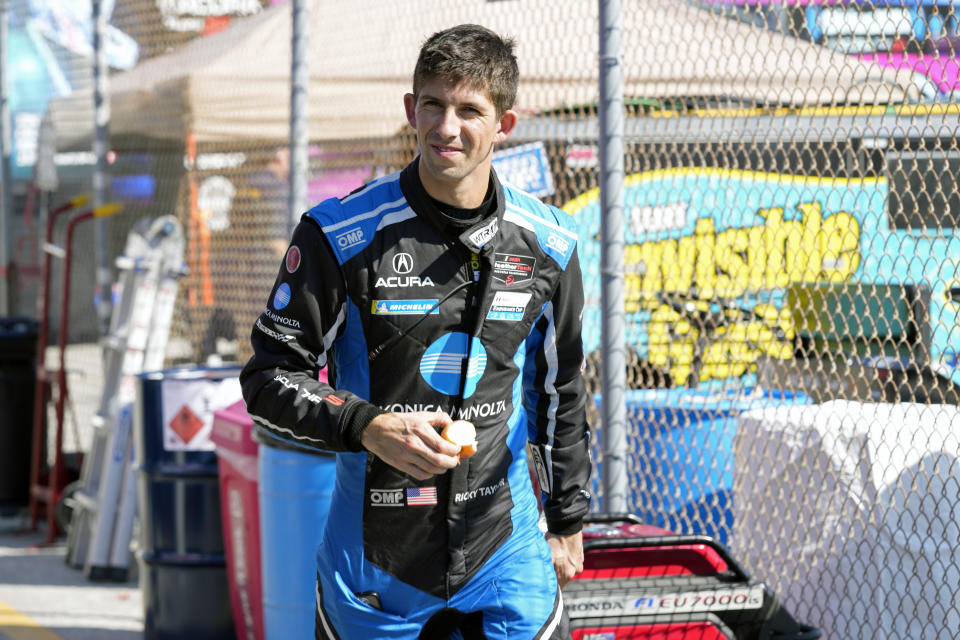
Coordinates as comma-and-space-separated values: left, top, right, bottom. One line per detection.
239, 216, 382, 452
523, 249, 592, 535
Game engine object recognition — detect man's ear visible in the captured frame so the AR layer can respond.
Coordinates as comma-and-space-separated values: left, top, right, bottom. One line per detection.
404, 93, 417, 129
495, 109, 519, 144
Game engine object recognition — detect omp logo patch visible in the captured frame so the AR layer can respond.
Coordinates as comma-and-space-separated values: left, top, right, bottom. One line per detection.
369, 488, 404, 507
272, 283, 291, 310
420, 332, 486, 398
335, 227, 364, 249
546, 232, 571, 254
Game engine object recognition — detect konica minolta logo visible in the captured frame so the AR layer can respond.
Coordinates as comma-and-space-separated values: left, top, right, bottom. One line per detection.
420, 332, 486, 398
264, 308, 301, 328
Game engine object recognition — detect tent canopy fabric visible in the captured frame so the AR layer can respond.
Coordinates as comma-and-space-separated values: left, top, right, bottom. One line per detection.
48, 0, 921, 147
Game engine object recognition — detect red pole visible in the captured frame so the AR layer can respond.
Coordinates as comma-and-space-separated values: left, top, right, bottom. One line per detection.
28, 194, 90, 531
43, 210, 96, 541
28, 199, 123, 542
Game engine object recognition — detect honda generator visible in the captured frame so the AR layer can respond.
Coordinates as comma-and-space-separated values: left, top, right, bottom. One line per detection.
561, 514, 820, 640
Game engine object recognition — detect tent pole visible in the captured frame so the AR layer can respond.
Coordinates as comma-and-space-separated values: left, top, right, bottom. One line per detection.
598, 0, 627, 513
0, 0, 12, 315
289, 0, 309, 233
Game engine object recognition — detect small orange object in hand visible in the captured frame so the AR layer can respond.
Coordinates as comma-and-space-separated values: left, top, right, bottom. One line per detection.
441, 420, 478, 459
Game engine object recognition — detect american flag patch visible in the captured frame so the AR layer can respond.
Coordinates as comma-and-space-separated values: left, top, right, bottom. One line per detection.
406, 486, 437, 506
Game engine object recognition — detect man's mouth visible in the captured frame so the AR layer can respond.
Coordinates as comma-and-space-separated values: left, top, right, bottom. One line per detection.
432, 144, 462, 156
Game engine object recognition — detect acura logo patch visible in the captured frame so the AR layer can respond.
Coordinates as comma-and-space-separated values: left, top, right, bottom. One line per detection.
393, 252, 413, 274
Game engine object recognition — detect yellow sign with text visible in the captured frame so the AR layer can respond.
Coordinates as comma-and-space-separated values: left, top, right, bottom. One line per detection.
564, 169, 865, 385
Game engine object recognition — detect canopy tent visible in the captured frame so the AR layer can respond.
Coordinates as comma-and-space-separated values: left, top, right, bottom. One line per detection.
46, 0, 922, 149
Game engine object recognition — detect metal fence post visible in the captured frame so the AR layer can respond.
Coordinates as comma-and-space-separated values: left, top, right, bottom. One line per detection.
289, 0, 309, 232
598, 0, 627, 512
93, 0, 112, 334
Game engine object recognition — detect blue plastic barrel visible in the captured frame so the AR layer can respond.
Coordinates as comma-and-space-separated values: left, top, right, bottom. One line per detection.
134, 366, 243, 640
257, 432, 336, 640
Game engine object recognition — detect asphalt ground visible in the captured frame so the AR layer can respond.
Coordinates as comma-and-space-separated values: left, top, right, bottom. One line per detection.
0, 507, 143, 640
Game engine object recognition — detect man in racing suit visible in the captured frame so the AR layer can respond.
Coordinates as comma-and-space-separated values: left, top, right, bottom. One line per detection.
240, 24, 591, 639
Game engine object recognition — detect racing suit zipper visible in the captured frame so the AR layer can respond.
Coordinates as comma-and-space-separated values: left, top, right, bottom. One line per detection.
452, 249, 485, 411
446, 248, 493, 599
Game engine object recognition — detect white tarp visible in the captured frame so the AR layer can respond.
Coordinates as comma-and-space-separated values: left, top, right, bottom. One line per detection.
47, 0, 920, 148
732, 400, 960, 640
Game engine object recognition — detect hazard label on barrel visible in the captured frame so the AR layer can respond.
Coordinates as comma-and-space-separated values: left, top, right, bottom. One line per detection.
160, 372, 242, 451
169, 404, 204, 444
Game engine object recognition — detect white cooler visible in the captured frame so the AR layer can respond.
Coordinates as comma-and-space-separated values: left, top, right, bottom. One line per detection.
731, 400, 960, 640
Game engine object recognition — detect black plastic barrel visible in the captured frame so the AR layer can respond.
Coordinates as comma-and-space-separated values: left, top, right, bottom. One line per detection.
134, 365, 243, 640
0, 316, 39, 506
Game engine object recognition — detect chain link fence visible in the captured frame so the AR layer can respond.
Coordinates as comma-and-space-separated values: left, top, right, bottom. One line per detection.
9, 0, 960, 637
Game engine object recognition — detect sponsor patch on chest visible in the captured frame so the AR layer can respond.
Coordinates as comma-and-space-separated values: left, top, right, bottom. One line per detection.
368, 486, 438, 507
492, 253, 536, 287
371, 299, 439, 315
486, 291, 532, 322
375, 276, 435, 288
369, 488, 405, 507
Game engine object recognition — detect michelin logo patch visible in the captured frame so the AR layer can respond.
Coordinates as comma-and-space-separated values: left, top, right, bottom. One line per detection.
486, 291, 532, 322
372, 300, 439, 315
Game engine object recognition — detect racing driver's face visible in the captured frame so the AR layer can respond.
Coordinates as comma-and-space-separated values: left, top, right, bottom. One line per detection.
404, 76, 517, 208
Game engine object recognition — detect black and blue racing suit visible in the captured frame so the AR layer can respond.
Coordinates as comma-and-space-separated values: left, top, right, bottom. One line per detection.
240, 159, 592, 639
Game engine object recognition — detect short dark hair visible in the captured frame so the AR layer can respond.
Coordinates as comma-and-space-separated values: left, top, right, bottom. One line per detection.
413, 24, 519, 116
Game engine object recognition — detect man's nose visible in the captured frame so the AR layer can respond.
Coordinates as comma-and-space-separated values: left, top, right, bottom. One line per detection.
436, 108, 461, 137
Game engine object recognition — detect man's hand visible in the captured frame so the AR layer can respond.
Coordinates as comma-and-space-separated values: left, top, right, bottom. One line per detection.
360, 411, 461, 480
545, 530, 584, 588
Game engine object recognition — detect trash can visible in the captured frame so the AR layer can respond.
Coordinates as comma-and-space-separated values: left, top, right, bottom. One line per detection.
134, 365, 243, 640
256, 429, 336, 640
0, 316, 39, 506
211, 399, 264, 640
598, 387, 809, 544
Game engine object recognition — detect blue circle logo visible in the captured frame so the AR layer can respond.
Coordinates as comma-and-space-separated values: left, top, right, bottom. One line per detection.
273, 282, 291, 310
945, 347, 959, 369
420, 332, 486, 398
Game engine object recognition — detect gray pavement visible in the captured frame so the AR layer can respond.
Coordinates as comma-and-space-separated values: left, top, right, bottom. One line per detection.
0, 508, 143, 640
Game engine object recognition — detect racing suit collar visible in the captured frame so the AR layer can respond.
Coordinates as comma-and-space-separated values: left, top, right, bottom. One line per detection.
399, 157, 505, 255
